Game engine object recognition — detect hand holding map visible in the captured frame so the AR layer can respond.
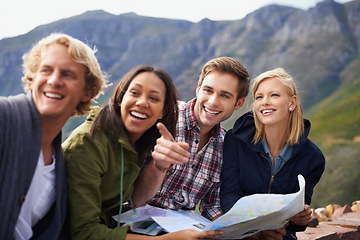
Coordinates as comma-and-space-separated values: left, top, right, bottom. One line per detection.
116, 174, 305, 239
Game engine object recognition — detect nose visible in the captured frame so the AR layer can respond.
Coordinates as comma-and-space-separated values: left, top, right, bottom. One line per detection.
262, 96, 270, 105
208, 94, 219, 106
47, 71, 63, 86
136, 96, 149, 108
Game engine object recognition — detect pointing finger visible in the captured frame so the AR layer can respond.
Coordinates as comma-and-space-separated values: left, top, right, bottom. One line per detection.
157, 122, 175, 142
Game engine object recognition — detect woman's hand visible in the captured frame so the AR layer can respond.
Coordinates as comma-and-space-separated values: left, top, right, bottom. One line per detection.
290, 204, 312, 226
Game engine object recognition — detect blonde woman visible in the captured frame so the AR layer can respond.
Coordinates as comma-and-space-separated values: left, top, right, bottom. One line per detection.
220, 68, 325, 239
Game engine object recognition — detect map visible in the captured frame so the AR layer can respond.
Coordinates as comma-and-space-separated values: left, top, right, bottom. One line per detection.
114, 174, 305, 239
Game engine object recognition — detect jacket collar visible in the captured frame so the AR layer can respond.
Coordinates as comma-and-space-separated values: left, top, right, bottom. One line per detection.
230, 110, 311, 156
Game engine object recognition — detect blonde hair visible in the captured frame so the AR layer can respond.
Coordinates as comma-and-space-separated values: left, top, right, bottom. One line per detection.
252, 68, 304, 145
21, 33, 107, 116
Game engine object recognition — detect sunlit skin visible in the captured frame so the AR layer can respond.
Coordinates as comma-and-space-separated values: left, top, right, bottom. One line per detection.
30, 44, 90, 127
151, 71, 245, 169
121, 72, 166, 145
254, 77, 296, 130
194, 71, 244, 134
30, 43, 91, 165
124, 74, 226, 240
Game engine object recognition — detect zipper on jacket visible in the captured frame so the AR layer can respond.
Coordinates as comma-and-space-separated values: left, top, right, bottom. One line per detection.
262, 153, 293, 193
268, 175, 275, 193
261, 154, 274, 193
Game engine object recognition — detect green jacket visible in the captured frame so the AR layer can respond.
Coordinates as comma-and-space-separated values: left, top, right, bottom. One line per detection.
63, 108, 147, 240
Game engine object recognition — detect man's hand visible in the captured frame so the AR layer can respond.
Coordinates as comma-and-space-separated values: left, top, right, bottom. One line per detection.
152, 123, 190, 171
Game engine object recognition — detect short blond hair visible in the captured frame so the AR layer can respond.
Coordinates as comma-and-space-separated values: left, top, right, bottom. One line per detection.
21, 33, 107, 116
252, 68, 304, 145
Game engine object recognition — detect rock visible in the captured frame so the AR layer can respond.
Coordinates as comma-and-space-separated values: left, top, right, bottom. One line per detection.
325, 204, 342, 218
308, 208, 321, 227
332, 204, 352, 219
308, 216, 320, 227
298, 212, 360, 240
315, 207, 330, 221
351, 200, 360, 212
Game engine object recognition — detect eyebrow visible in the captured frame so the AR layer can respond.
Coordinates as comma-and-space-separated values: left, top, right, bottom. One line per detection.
41, 64, 80, 75
132, 83, 162, 94
203, 85, 235, 97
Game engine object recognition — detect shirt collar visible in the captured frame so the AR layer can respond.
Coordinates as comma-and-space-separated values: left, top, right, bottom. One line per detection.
262, 138, 293, 162
185, 98, 198, 130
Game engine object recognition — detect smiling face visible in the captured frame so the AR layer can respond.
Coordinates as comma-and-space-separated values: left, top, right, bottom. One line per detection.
254, 77, 296, 128
194, 71, 244, 133
31, 44, 90, 126
120, 72, 166, 144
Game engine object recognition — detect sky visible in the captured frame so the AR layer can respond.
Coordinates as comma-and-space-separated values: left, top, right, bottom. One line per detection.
0, 0, 352, 40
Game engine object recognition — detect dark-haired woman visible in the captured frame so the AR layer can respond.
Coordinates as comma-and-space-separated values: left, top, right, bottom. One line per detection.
64, 65, 223, 240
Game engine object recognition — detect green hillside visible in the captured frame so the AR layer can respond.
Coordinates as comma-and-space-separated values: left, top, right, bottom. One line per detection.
306, 77, 360, 208
307, 76, 360, 144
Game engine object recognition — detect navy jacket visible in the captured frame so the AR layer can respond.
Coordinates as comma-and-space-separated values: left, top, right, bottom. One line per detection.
220, 111, 325, 239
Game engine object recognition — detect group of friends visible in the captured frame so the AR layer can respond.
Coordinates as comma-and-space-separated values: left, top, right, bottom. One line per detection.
0, 33, 325, 240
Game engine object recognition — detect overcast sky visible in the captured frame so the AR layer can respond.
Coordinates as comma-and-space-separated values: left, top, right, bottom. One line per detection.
0, 0, 352, 40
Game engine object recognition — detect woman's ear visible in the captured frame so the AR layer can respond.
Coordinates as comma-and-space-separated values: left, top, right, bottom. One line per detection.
289, 95, 297, 111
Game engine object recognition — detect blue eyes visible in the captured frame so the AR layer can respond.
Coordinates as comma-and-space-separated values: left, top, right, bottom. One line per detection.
255, 94, 280, 100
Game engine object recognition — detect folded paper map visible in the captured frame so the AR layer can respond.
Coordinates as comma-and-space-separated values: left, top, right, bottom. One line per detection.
114, 174, 305, 239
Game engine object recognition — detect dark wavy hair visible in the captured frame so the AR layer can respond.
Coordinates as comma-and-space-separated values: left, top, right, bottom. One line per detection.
90, 64, 178, 154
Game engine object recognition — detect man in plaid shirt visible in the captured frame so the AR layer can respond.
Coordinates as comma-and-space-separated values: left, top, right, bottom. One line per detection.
150, 57, 250, 220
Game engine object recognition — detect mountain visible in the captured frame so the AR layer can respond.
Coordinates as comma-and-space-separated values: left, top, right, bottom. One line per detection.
2, 0, 360, 106
0, 0, 359, 208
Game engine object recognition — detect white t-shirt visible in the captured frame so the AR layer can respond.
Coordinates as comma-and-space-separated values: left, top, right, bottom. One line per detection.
14, 151, 56, 240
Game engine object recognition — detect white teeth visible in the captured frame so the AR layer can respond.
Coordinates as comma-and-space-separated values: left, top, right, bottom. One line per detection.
204, 107, 220, 115
130, 111, 147, 119
45, 92, 63, 99
262, 110, 273, 114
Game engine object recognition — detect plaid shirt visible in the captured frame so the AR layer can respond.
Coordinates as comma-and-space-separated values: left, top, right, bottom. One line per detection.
150, 98, 225, 220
